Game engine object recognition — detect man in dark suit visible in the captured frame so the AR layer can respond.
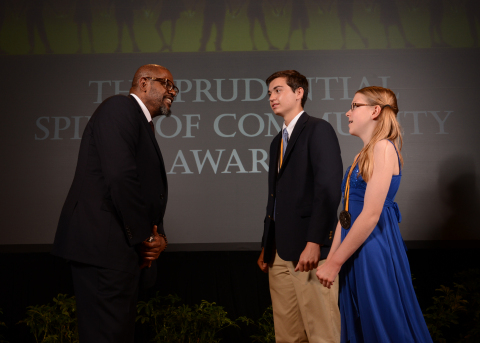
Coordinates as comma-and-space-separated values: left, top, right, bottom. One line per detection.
257, 70, 343, 342
52, 64, 177, 342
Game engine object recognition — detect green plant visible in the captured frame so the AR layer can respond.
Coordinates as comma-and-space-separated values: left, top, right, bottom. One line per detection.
453, 269, 480, 343
424, 284, 468, 343
423, 269, 480, 343
250, 306, 275, 343
0, 309, 8, 343
137, 293, 247, 343
19, 294, 78, 343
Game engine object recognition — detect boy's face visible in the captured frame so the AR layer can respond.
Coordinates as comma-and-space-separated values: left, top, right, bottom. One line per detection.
268, 77, 302, 117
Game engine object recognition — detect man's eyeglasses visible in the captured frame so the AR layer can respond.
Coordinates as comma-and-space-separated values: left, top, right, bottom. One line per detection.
146, 77, 179, 96
350, 103, 372, 111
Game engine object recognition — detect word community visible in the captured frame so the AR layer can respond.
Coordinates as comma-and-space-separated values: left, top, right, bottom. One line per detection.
34, 110, 453, 140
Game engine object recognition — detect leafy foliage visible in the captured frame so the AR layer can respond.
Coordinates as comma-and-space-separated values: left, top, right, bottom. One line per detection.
0, 309, 8, 343
137, 293, 247, 343
19, 294, 78, 343
250, 306, 275, 343
424, 284, 468, 343
424, 269, 480, 343
454, 269, 480, 343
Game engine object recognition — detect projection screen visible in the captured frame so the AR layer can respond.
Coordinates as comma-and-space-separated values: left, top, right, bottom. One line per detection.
0, 0, 479, 250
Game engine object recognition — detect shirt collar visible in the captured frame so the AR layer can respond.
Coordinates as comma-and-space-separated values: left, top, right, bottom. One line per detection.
130, 93, 152, 122
282, 111, 304, 138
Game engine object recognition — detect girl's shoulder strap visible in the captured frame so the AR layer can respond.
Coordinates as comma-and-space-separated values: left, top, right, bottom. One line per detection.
387, 140, 402, 174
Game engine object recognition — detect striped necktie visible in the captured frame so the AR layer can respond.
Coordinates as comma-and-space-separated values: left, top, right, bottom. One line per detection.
279, 128, 289, 168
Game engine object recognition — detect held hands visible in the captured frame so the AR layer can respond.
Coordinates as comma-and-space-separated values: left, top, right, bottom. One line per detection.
139, 225, 166, 269
257, 248, 268, 273
316, 259, 341, 289
294, 242, 320, 272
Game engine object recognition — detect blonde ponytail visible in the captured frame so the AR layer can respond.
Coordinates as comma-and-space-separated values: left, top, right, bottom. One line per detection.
355, 86, 403, 182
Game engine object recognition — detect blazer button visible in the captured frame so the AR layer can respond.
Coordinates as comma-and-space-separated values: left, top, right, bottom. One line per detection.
270, 194, 273, 197
160, 194, 164, 199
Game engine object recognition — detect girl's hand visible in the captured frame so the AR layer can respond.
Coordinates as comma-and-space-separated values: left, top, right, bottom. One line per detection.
316, 260, 341, 289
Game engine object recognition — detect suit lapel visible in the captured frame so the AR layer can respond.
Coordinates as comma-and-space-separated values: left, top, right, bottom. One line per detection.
278, 112, 308, 179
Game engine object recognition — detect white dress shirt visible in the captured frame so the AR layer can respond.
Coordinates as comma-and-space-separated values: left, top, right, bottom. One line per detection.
278, 111, 304, 171
282, 110, 304, 139
130, 93, 152, 123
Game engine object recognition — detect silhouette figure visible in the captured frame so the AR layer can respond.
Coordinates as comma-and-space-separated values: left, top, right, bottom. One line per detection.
336, 0, 368, 49
240, 0, 278, 51
428, 0, 449, 47
284, 0, 309, 50
75, 0, 95, 53
0, 0, 6, 54
25, 0, 53, 54
374, 0, 414, 48
466, 0, 480, 47
110, 0, 140, 53
155, 0, 184, 52
198, 0, 228, 52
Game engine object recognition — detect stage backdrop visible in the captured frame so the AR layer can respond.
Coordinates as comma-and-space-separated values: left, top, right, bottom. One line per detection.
0, 0, 479, 250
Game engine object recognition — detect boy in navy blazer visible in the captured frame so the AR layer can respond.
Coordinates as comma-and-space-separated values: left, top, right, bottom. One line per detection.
257, 70, 343, 342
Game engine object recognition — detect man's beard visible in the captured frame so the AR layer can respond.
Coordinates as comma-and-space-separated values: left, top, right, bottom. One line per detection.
160, 103, 172, 117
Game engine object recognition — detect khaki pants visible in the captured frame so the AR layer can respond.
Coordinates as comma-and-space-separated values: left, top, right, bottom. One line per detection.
269, 251, 340, 343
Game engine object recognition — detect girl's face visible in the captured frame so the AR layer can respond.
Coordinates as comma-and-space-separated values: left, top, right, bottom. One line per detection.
346, 93, 377, 137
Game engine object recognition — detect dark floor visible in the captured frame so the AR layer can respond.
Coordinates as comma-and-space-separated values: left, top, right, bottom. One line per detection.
0, 248, 479, 342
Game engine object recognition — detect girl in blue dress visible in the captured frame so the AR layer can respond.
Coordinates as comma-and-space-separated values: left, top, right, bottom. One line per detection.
316, 86, 433, 343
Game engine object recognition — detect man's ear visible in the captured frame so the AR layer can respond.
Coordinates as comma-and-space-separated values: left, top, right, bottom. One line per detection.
139, 77, 149, 93
296, 87, 304, 101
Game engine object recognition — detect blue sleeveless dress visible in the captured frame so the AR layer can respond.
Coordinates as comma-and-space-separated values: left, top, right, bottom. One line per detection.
339, 143, 432, 343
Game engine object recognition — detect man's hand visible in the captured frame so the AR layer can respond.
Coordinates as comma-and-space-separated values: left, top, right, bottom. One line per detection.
294, 242, 320, 272
257, 248, 268, 273
139, 225, 166, 269
316, 259, 341, 289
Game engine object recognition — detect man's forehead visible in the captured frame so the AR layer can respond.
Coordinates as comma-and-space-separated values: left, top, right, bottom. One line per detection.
153, 68, 173, 80
268, 77, 288, 89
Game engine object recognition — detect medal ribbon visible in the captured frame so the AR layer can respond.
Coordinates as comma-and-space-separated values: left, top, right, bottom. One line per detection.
344, 154, 361, 212
279, 138, 283, 168
279, 128, 288, 169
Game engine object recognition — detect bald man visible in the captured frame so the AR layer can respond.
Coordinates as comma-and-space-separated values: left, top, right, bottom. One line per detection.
52, 64, 177, 342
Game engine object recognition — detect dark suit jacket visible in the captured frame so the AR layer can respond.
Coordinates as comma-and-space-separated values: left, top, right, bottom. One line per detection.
261, 112, 343, 263
52, 95, 168, 282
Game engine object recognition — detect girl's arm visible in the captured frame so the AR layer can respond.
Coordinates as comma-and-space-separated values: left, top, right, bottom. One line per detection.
316, 140, 398, 287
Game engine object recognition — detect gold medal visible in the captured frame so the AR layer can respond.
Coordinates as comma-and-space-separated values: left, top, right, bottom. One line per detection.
339, 210, 351, 229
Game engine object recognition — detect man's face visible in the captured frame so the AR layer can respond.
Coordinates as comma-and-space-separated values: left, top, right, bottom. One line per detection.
145, 68, 176, 118
268, 77, 299, 117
